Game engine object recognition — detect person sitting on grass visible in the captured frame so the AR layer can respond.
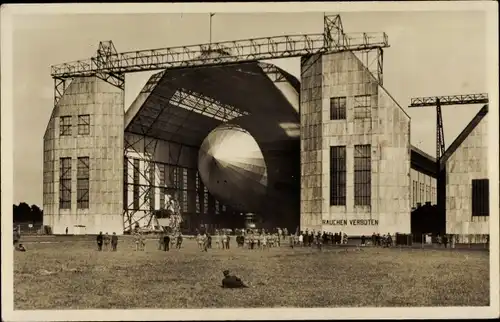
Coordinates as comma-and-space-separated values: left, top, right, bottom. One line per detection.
221, 270, 248, 288
15, 243, 27, 252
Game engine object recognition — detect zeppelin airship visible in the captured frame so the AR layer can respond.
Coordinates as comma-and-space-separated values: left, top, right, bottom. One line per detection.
198, 112, 300, 228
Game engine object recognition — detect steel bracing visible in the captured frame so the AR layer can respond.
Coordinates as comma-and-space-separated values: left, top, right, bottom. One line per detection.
409, 93, 489, 161
51, 13, 391, 232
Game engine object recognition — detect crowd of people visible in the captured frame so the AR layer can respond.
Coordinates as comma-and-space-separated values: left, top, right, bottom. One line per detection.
95, 232, 119, 251
90, 228, 405, 252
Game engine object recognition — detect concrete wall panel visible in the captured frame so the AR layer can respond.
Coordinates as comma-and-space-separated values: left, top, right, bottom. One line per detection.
300, 54, 324, 231
446, 114, 489, 239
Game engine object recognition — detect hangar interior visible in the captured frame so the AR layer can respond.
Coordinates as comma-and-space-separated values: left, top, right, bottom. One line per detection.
42, 14, 490, 239
123, 61, 301, 233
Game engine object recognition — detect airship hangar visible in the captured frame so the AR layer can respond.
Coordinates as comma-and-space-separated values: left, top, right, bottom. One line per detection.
42, 14, 490, 241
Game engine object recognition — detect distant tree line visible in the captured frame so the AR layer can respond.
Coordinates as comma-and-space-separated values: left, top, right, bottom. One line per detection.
13, 202, 43, 223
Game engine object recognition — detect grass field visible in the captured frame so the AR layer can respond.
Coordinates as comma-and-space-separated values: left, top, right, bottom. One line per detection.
14, 237, 490, 309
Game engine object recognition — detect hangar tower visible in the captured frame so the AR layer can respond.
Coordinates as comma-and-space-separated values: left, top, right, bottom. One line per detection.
300, 51, 411, 235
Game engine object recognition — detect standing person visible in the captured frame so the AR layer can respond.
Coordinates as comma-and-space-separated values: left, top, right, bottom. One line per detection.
65, 227, 68, 235
250, 234, 256, 250
163, 234, 170, 251
260, 233, 267, 250
139, 233, 146, 251
96, 232, 103, 251
197, 233, 204, 250
134, 232, 140, 251
361, 235, 366, 247
298, 232, 303, 247
443, 234, 448, 248
207, 233, 212, 249
226, 234, 231, 250
158, 232, 164, 250
386, 233, 392, 248
176, 232, 183, 249
316, 232, 323, 250
104, 233, 110, 251
111, 232, 118, 251
214, 231, 221, 249
202, 233, 209, 252
221, 231, 227, 250
289, 233, 295, 248
371, 233, 376, 246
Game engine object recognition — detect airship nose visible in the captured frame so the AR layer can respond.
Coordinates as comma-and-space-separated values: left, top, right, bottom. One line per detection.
198, 123, 268, 212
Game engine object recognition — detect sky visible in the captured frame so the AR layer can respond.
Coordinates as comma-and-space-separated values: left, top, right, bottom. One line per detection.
9, 10, 490, 206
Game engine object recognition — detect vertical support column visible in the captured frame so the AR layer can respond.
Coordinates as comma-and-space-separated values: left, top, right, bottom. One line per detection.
377, 47, 384, 85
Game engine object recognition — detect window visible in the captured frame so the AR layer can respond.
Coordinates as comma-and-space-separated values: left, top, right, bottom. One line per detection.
196, 194, 201, 214
133, 159, 140, 210
215, 200, 220, 215
77, 157, 90, 209
432, 187, 436, 204
159, 165, 165, 209
412, 180, 417, 206
182, 189, 189, 213
354, 95, 371, 119
419, 183, 424, 203
330, 146, 346, 206
472, 179, 489, 217
182, 168, 188, 189
196, 174, 203, 214
354, 145, 371, 206
77, 115, 90, 135
59, 157, 72, 209
426, 185, 430, 202
330, 97, 347, 120
203, 187, 209, 214
123, 157, 129, 210
148, 162, 155, 210
59, 116, 72, 136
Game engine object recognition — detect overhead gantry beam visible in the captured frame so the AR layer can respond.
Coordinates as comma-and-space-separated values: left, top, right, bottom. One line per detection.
408, 93, 489, 161
50, 14, 389, 79
409, 93, 489, 108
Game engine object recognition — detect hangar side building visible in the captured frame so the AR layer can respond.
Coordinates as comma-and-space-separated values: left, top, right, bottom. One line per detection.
441, 105, 490, 241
